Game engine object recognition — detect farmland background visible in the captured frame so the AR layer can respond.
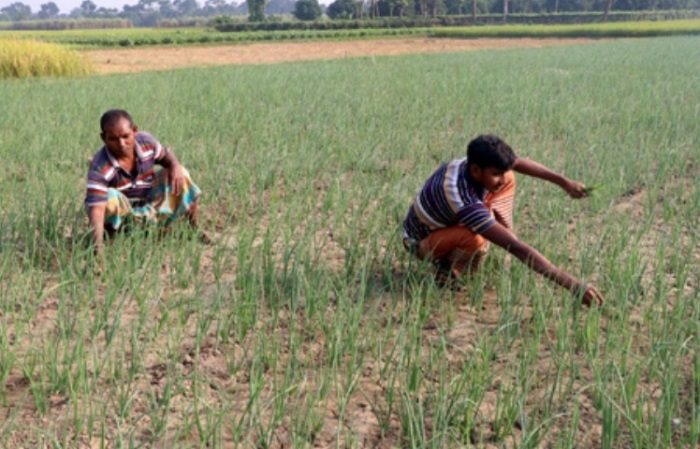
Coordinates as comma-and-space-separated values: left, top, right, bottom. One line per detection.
0, 36, 699, 447
1, 19, 700, 48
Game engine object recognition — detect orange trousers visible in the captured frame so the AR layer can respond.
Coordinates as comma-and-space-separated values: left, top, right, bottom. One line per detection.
418, 171, 515, 273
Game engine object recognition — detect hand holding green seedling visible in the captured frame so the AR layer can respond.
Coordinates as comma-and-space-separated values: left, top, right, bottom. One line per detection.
576, 283, 605, 307
562, 179, 590, 199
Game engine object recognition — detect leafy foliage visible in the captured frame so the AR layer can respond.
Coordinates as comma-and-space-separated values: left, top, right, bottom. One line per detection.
327, 0, 362, 19
247, 0, 268, 21
293, 0, 322, 21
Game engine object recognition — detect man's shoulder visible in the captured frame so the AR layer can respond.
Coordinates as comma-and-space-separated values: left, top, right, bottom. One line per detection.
136, 131, 159, 146
88, 147, 110, 174
135, 131, 165, 159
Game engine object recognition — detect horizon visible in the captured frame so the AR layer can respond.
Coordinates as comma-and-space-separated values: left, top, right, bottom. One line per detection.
1, 0, 137, 14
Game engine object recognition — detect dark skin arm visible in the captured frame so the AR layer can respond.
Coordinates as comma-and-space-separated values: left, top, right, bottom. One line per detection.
160, 149, 186, 195
495, 157, 602, 305
481, 220, 604, 307
512, 157, 589, 198
88, 203, 107, 259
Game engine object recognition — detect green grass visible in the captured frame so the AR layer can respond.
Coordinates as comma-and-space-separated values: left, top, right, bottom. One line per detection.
432, 18, 700, 38
0, 26, 429, 49
2, 19, 700, 49
0, 36, 698, 447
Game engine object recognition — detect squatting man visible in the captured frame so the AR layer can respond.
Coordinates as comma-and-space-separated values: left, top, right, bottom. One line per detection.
402, 134, 604, 306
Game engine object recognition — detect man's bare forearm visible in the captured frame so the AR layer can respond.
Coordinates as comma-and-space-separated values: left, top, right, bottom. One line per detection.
512, 157, 567, 188
88, 204, 106, 250
507, 240, 578, 292
482, 223, 579, 293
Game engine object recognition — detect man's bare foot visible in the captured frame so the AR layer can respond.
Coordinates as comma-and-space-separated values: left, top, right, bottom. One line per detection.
434, 261, 462, 290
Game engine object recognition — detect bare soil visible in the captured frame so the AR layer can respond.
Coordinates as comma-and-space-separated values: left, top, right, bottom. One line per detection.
83, 37, 596, 74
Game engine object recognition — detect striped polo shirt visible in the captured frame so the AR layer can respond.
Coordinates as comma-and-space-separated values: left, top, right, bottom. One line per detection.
403, 158, 495, 240
85, 132, 169, 206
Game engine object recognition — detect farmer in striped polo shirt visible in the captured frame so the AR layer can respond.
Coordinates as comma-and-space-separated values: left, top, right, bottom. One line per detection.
86, 109, 202, 253
403, 134, 604, 306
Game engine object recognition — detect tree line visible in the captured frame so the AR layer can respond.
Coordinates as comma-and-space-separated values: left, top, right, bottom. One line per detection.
1, 0, 698, 25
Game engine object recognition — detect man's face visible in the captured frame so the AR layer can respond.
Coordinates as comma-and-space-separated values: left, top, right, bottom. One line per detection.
101, 118, 137, 158
470, 166, 508, 193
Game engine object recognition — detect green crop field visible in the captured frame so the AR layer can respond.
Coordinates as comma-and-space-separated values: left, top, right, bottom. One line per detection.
0, 36, 698, 448
0, 26, 428, 48
432, 18, 700, 38
2, 19, 700, 48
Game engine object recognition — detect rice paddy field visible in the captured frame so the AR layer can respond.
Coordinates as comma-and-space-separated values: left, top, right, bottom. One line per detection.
0, 35, 698, 448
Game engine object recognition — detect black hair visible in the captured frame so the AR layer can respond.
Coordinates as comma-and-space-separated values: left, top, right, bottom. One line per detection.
466, 135, 516, 171
100, 109, 134, 133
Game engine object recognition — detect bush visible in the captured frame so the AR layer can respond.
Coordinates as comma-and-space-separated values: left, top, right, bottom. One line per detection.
0, 39, 93, 79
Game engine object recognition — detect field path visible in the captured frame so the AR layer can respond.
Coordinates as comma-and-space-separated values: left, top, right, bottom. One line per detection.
84, 37, 595, 74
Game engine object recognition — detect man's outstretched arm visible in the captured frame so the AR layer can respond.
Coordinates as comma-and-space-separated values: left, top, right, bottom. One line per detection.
512, 157, 588, 199
481, 222, 604, 306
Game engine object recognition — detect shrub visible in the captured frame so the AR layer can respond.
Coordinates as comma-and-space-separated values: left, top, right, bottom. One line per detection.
0, 39, 93, 79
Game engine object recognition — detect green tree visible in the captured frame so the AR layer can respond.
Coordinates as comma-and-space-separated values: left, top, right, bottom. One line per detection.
247, 0, 267, 20
203, 0, 228, 15
37, 1, 60, 18
326, 0, 358, 19
1, 2, 32, 20
158, 0, 177, 17
174, 0, 199, 15
293, 0, 321, 19
377, 0, 408, 16
79, 0, 97, 16
602, 0, 614, 19
444, 0, 463, 14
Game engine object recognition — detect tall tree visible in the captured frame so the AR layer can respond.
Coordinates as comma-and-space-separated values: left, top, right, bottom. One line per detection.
246, 0, 266, 20
174, 0, 199, 15
603, 0, 615, 20
1, 2, 32, 20
157, 0, 177, 16
79, 0, 97, 16
37, 1, 60, 18
203, 0, 227, 15
326, 0, 358, 19
96, 6, 119, 16
292, 0, 321, 19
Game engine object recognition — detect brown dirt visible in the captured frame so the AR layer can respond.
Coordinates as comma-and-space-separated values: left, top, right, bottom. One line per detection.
83, 37, 596, 74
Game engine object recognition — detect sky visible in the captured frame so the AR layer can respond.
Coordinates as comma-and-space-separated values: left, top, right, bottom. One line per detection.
1, 0, 138, 14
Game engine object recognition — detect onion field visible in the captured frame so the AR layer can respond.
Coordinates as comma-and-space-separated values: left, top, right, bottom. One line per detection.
0, 36, 698, 448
